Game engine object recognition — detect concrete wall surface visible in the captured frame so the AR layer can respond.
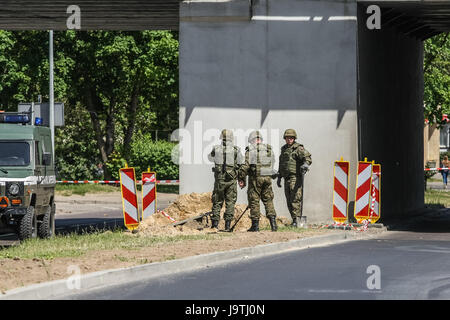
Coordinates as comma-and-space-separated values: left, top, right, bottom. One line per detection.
424, 124, 440, 166
179, 0, 359, 223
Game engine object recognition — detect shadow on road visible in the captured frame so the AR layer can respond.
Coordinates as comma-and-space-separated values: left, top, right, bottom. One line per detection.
55, 217, 127, 235
384, 207, 450, 233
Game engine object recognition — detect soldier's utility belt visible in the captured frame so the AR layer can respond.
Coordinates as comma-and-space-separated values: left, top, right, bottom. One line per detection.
250, 166, 276, 177
212, 167, 237, 182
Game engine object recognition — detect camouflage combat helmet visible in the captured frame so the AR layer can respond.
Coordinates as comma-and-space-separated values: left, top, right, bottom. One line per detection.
283, 129, 297, 139
248, 130, 262, 143
220, 129, 233, 141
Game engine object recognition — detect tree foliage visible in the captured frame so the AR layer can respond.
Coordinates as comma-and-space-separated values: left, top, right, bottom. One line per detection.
424, 33, 450, 127
0, 30, 179, 179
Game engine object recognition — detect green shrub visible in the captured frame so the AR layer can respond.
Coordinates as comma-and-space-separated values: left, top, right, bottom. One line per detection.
127, 136, 179, 180
105, 150, 128, 180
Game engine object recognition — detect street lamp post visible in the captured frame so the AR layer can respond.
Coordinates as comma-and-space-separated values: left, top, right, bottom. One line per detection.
49, 30, 55, 161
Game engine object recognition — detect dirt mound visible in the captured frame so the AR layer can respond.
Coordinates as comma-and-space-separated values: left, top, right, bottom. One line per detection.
137, 192, 290, 235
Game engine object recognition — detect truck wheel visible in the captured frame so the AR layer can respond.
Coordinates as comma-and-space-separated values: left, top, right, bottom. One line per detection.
38, 204, 55, 239
18, 206, 38, 240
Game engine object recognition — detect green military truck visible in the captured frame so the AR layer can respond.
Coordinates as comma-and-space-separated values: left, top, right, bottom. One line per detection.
0, 109, 56, 240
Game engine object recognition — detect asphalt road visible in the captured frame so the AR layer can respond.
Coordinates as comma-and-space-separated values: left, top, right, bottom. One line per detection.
60, 232, 450, 300
61, 209, 450, 300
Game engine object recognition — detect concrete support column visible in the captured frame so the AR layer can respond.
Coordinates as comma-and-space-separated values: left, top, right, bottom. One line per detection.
179, 0, 359, 223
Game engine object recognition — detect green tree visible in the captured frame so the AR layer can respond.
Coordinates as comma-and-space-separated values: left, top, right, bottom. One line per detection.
0, 30, 179, 180
424, 33, 450, 127
59, 31, 178, 178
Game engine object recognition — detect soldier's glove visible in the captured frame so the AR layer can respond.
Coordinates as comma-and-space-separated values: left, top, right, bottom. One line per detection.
300, 163, 310, 174
277, 176, 282, 188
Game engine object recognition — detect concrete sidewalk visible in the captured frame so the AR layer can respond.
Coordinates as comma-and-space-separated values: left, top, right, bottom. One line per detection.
427, 181, 450, 190
0, 229, 386, 300
55, 192, 178, 215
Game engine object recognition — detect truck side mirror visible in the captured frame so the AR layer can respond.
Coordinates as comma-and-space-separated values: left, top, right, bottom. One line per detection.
43, 153, 52, 166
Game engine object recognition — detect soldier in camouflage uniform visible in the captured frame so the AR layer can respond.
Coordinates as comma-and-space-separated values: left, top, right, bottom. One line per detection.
208, 129, 243, 231
238, 130, 278, 232
277, 129, 312, 227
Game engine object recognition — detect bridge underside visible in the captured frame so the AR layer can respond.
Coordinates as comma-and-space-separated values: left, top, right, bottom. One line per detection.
360, 1, 450, 38
357, 1, 450, 220
0, 0, 180, 30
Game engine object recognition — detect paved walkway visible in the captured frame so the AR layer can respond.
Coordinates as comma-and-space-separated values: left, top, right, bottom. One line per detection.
55, 192, 178, 215
427, 181, 450, 190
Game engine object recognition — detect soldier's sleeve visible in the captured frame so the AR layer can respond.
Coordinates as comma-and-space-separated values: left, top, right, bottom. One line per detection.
277, 145, 284, 175
207, 147, 215, 163
238, 148, 250, 181
296, 145, 312, 166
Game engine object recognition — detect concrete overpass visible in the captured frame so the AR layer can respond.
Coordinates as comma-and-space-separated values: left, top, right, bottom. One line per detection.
2, 0, 450, 223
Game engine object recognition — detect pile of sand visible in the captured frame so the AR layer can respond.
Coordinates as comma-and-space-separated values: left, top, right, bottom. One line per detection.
137, 192, 290, 235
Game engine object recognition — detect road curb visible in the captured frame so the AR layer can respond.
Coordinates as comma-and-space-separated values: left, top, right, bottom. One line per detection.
0, 229, 385, 300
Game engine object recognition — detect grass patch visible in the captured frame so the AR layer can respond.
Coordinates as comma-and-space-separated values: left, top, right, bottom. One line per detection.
56, 184, 120, 196
425, 189, 450, 208
155, 185, 179, 194
260, 225, 311, 232
0, 229, 228, 260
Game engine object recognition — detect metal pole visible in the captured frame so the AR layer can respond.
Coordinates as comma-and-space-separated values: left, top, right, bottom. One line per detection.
49, 30, 55, 161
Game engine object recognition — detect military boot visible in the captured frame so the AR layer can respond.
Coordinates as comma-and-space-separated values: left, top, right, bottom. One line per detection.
291, 217, 298, 228
225, 220, 232, 232
247, 219, 259, 232
269, 216, 278, 232
211, 219, 219, 229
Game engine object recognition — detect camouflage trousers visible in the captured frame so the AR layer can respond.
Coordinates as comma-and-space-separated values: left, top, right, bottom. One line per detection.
211, 179, 237, 221
247, 176, 277, 220
283, 175, 303, 219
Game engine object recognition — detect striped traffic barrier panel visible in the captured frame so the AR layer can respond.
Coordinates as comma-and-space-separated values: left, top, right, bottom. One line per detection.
332, 157, 349, 223
369, 163, 381, 224
141, 169, 157, 221
354, 158, 373, 224
119, 166, 140, 231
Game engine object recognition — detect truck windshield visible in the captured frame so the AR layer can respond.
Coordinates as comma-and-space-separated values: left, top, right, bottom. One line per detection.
0, 142, 30, 166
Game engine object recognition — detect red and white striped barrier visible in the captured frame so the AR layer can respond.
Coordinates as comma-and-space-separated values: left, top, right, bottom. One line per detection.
354, 159, 373, 223
424, 168, 449, 172
320, 221, 372, 232
142, 171, 157, 220
320, 222, 353, 229
58, 180, 121, 184
158, 210, 177, 223
332, 159, 349, 223
356, 219, 370, 232
119, 167, 140, 231
57, 180, 179, 185
369, 164, 381, 224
